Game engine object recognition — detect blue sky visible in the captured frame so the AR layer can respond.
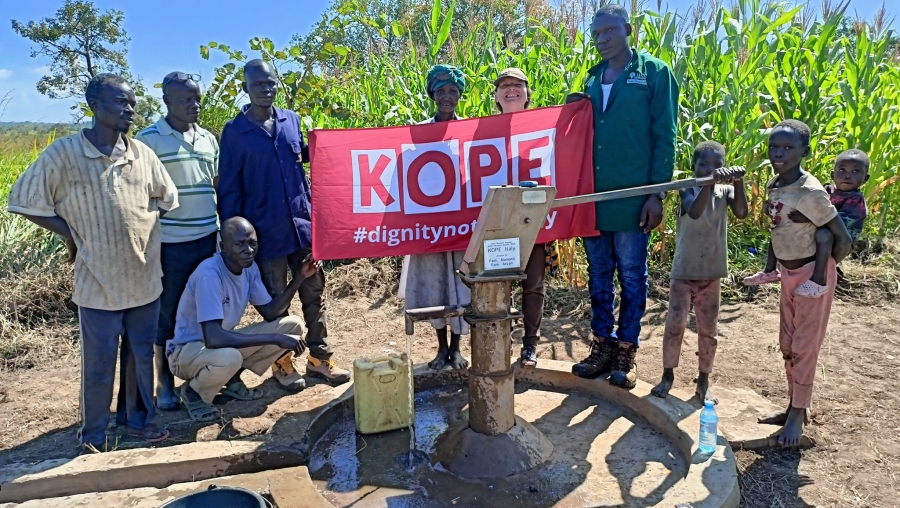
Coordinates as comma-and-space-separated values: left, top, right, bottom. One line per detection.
0, 0, 893, 122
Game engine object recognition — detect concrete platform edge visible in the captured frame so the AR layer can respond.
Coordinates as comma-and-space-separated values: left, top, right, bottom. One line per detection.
0, 440, 304, 504
514, 359, 740, 508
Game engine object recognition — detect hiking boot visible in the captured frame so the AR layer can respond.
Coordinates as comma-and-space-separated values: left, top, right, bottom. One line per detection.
572, 338, 615, 379
609, 341, 638, 389
272, 353, 306, 392
519, 344, 538, 367
307, 357, 351, 385
154, 345, 179, 410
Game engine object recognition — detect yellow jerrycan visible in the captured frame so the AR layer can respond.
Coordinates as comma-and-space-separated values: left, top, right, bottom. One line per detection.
353, 353, 414, 434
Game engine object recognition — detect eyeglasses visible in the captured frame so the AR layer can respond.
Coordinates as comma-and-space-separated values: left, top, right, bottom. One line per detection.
162, 72, 201, 92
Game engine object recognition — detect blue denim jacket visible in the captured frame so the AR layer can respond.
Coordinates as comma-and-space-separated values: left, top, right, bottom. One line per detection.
218, 106, 311, 260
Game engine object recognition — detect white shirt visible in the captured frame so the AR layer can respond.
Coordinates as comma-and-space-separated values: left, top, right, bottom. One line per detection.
601, 83, 613, 112
169, 253, 272, 349
135, 119, 220, 243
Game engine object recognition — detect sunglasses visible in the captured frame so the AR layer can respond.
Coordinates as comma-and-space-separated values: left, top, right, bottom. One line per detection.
162, 72, 201, 92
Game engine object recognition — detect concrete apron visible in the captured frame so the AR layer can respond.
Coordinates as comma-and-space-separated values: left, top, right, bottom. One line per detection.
0, 361, 749, 507
429, 278, 555, 480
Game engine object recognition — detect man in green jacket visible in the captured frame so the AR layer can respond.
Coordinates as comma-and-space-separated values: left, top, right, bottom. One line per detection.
567, 4, 679, 389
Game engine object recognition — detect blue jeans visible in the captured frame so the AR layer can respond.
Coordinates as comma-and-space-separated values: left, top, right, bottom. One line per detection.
583, 231, 650, 347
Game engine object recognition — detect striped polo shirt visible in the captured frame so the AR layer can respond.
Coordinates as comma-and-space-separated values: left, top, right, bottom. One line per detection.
7, 131, 179, 311
136, 119, 219, 243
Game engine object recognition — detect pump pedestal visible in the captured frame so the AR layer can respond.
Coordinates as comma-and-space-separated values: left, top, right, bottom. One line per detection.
432, 272, 553, 479
406, 184, 559, 479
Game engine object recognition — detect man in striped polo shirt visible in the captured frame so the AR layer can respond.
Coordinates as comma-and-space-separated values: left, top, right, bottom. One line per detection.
136, 73, 219, 410
8, 74, 176, 450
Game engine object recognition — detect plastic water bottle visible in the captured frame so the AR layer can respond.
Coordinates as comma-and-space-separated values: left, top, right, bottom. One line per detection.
698, 400, 718, 454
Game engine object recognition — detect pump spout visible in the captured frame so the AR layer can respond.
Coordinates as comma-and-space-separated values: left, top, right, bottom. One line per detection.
404, 305, 470, 335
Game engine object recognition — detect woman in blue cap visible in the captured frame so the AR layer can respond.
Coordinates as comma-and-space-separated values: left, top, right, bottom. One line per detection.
398, 64, 470, 371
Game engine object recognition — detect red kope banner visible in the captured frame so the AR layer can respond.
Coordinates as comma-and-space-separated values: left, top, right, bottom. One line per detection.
309, 101, 597, 260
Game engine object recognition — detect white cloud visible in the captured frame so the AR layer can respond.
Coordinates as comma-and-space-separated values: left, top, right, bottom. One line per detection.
0, 69, 13, 80
3, 87, 76, 123
31, 66, 51, 75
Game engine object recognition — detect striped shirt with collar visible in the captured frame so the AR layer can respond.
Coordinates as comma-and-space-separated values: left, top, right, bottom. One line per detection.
7, 131, 178, 311
136, 118, 219, 243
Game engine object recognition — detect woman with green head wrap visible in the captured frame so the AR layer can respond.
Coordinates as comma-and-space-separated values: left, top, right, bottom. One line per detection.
422, 64, 465, 123
397, 64, 470, 371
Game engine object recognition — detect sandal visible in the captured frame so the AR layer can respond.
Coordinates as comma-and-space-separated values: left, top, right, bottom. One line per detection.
743, 270, 781, 286
519, 345, 538, 367
124, 423, 170, 443
181, 385, 219, 423
793, 279, 828, 299
220, 381, 264, 401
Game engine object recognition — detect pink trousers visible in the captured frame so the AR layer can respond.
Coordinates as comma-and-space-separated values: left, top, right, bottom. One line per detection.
779, 259, 836, 409
663, 278, 720, 374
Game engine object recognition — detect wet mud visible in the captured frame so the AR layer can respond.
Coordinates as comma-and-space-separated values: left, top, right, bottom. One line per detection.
309, 384, 688, 507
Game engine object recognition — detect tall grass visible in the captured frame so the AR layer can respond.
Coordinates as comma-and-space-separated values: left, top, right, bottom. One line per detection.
198, 0, 900, 285
2, 0, 898, 285
0, 130, 69, 276
0, 127, 78, 366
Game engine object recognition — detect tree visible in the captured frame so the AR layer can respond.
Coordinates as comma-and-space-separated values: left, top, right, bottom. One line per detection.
290, 0, 565, 75
12, 0, 161, 129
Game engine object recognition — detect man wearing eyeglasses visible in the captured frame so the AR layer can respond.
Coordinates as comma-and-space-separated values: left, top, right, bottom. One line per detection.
218, 59, 350, 386
136, 72, 220, 409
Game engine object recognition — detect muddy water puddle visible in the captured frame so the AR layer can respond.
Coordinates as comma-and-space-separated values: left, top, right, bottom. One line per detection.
309, 384, 687, 507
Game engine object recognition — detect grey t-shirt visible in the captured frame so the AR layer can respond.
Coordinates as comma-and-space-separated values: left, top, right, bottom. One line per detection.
168, 253, 272, 351
671, 184, 730, 280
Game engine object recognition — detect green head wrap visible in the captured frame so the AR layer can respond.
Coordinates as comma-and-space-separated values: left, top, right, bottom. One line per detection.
426, 64, 466, 98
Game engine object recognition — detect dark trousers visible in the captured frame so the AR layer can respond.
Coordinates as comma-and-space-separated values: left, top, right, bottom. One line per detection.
257, 248, 331, 360
522, 244, 546, 347
156, 233, 219, 346
78, 298, 160, 445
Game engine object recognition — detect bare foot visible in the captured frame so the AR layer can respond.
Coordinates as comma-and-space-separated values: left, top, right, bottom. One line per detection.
696, 375, 718, 404
181, 384, 203, 404
777, 407, 807, 447
428, 349, 450, 370
448, 348, 469, 370
759, 405, 809, 426
697, 385, 718, 405
651, 370, 674, 398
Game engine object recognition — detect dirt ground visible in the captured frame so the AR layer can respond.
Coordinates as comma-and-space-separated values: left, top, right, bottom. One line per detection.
0, 279, 898, 507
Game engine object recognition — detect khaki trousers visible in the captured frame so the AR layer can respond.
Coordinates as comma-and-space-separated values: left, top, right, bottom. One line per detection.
168, 315, 305, 404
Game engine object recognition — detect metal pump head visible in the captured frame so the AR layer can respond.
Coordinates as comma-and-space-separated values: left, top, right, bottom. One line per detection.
461, 182, 557, 278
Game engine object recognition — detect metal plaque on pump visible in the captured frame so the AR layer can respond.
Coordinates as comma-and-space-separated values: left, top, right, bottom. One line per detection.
461, 183, 557, 278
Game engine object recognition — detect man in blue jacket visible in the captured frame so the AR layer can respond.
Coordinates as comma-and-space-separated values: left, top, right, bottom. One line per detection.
218, 59, 349, 385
